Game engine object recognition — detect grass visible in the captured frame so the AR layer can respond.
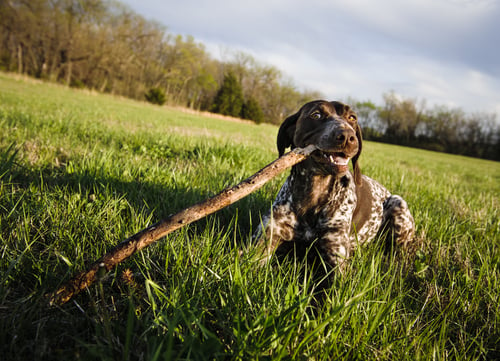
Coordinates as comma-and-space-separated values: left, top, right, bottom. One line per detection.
0, 72, 499, 360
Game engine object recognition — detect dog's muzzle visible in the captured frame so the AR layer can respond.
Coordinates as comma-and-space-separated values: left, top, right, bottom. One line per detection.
312, 126, 358, 174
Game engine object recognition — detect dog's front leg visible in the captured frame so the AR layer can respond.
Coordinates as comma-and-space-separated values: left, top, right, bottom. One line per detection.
317, 228, 353, 272
253, 201, 298, 264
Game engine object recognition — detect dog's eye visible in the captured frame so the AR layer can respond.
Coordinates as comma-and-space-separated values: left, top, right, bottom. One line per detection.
310, 111, 322, 120
348, 114, 357, 121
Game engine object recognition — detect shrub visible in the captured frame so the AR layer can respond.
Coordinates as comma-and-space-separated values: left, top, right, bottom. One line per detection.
241, 97, 264, 123
145, 87, 166, 105
70, 79, 85, 89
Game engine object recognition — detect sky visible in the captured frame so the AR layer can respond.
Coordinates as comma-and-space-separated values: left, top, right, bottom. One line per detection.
121, 0, 500, 116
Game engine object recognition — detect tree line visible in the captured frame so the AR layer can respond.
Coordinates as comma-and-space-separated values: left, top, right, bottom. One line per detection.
354, 93, 499, 160
0, 0, 320, 124
1, 0, 498, 160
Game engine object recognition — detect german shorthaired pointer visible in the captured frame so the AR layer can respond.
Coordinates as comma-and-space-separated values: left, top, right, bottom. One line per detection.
254, 100, 415, 270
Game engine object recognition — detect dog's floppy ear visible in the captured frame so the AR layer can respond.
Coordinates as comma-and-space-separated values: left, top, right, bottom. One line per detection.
351, 124, 363, 185
277, 111, 299, 156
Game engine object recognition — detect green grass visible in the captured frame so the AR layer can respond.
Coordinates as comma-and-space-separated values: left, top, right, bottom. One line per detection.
0, 72, 499, 360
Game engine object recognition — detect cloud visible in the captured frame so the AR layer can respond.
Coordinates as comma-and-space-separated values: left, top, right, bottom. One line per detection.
335, 0, 500, 76
122, 0, 500, 114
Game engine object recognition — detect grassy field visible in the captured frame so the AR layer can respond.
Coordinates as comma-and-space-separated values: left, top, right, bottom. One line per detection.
0, 72, 499, 360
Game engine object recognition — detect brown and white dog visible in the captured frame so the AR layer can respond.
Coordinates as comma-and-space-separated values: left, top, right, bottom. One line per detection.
254, 100, 415, 269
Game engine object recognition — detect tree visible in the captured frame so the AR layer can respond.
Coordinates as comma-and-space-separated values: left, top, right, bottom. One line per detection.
352, 100, 383, 140
241, 97, 264, 123
378, 92, 425, 144
212, 72, 244, 117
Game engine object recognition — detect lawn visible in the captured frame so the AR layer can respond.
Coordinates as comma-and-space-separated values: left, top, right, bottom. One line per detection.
0, 72, 499, 360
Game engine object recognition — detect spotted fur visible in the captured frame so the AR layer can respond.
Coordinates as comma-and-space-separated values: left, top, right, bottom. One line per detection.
254, 100, 415, 269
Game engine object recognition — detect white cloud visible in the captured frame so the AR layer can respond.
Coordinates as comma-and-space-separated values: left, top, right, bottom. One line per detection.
122, 0, 500, 115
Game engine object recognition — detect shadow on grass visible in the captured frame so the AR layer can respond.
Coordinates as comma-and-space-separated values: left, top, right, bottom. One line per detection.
0, 144, 276, 359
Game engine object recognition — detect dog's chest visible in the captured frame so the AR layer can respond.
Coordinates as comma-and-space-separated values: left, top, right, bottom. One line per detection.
289, 173, 356, 242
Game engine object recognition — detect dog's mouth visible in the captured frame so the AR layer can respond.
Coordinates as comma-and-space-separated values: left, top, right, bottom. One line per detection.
313, 151, 350, 174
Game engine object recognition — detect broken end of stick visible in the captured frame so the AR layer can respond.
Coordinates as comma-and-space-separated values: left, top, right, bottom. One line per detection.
48, 267, 100, 306
48, 285, 76, 307
291, 144, 317, 157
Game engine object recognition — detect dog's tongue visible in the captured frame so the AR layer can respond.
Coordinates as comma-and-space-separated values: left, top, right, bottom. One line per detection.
328, 154, 349, 172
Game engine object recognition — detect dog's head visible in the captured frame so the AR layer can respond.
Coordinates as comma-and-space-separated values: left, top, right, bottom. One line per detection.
277, 100, 362, 183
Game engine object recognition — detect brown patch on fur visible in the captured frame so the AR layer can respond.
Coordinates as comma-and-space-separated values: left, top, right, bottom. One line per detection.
352, 177, 374, 232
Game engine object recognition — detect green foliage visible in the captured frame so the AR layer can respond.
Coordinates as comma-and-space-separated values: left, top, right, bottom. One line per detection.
212, 72, 244, 117
1, 73, 499, 360
69, 79, 85, 89
145, 87, 167, 105
241, 96, 265, 123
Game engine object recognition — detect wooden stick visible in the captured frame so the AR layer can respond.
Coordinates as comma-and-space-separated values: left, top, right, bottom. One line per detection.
49, 145, 316, 305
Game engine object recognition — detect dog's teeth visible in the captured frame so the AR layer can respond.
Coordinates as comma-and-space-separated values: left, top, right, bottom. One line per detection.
329, 155, 349, 165
323, 153, 349, 166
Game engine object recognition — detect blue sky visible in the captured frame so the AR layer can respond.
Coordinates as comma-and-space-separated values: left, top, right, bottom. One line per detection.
121, 0, 500, 115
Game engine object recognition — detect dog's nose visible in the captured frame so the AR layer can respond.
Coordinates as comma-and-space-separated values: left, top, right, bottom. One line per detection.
336, 128, 357, 148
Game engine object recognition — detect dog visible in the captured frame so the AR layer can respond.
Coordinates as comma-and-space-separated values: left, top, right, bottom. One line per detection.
254, 100, 415, 270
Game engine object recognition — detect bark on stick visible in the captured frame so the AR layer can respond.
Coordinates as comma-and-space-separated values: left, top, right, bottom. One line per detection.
49, 145, 316, 305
